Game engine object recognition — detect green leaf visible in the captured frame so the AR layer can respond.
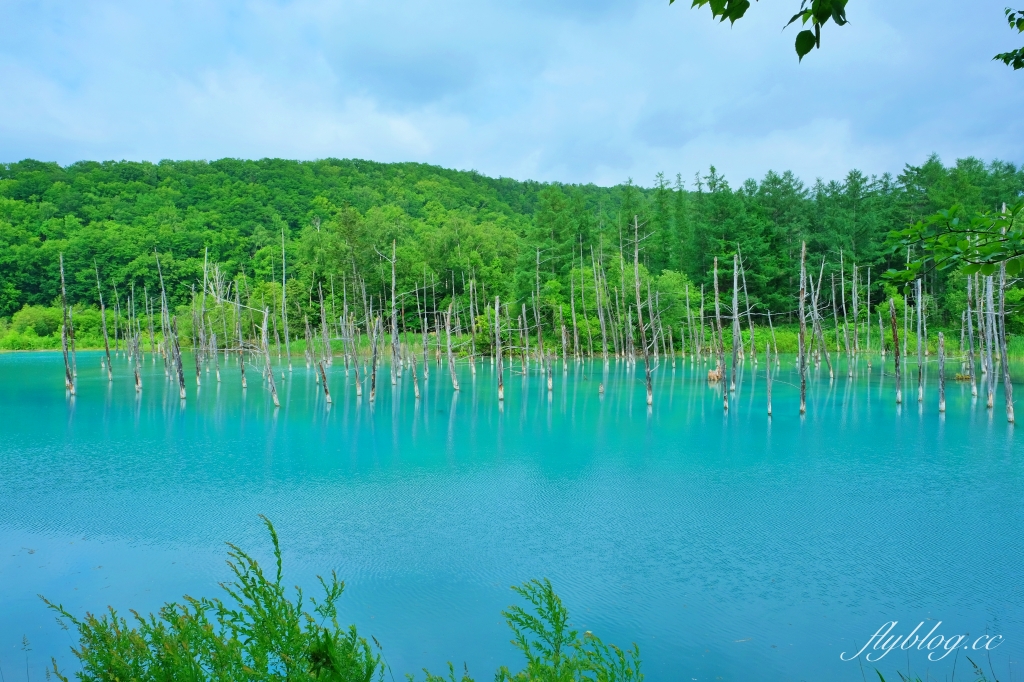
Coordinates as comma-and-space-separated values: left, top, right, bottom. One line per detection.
795, 30, 816, 59
980, 263, 998, 276
1006, 258, 1022, 276
963, 263, 982, 275
831, 0, 849, 26
784, 10, 806, 28
725, 0, 750, 22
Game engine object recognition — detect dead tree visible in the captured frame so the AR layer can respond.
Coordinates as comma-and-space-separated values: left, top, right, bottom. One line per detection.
632, 216, 653, 406
798, 242, 807, 415
59, 254, 75, 394
95, 263, 113, 381
445, 303, 459, 391
495, 296, 504, 401
261, 308, 280, 407
889, 299, 901, 405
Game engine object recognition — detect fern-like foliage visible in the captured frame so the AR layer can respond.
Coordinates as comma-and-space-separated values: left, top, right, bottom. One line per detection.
422, 579, 642, 682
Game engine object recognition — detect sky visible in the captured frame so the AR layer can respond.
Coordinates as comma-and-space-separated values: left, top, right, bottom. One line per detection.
1, 0, 1022, 188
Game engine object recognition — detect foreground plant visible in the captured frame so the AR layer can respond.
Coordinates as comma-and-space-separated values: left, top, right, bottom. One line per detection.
43, 516, 383, 681
43, 519, 642, 682
421, 579, 642, 682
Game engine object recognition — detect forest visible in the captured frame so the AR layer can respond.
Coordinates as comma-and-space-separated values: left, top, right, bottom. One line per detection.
1, 154, 1022, 351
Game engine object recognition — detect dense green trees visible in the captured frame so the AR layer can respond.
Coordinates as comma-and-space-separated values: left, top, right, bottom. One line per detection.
0, 154, 1021, 348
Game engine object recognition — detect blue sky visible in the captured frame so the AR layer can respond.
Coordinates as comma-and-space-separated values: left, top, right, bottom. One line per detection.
1, 0, 1022, 187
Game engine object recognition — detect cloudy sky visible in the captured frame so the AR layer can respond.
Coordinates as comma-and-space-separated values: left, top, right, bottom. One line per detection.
1, 0, 1022, 187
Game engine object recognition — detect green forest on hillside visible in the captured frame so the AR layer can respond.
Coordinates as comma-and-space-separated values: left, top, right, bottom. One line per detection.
1, 155, 1022, 350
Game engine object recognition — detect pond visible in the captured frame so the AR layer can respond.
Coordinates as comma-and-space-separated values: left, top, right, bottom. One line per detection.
0, 351, 1020, 681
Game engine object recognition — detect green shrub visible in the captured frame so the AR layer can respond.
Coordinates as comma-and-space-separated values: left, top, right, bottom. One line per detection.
12, 304, 61, 337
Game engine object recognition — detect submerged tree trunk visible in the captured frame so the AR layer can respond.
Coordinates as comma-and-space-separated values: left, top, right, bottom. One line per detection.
369, 317, 381, 402
261, 309, 280, 407
318, 360, 332, 404
966, 276, 978, 397
633, 217, 653, 406
937, 332, 946, 413
731, 253, 739, 393
998, 263, 1015, 423
739, 251, 756, 364
889, 299, 901, 405
235, 286, 247, 389
986, 276, 996, 409
495, 296, 504, 402
95, 263, 113, 382
446, 304, 459, 391
921, 278, 929, 401
798, 242, 807, 415
172, 317, 187, 401
865, 266, 871, 365
713, 258, 726, 411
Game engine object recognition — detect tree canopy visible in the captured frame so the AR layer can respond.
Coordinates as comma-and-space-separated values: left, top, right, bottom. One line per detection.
1, 155, 1021, 338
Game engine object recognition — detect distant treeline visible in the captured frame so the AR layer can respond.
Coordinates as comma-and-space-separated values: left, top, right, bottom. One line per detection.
1, 155, 1022, 339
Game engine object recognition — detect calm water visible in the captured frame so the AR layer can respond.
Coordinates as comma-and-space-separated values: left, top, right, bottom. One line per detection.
0, 351, 1021, 681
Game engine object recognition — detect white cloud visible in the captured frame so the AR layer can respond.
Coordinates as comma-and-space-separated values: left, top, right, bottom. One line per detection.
0, 0, 1021, 187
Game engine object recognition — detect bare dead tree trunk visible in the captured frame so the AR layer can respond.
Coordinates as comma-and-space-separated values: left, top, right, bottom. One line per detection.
809, 261, 833, 380
318, 360, 332, 404
369, 316, 381, 402
261, 308, 280, 407
921, 278, 929, 401
570, 275, 579, 360
713, 257, 726, 411
94, 262, 112, 378
878, 309, 885, 359
130, 290, 142, 392
998, 262, 1015, 423
798, 242, 807, 415
852, 263, 860, 355
633, 217, 653, 406
319, 282, 331, 369
889, 299, 901, 404
767, 309, 779, 369
966, 276, 978, 397
684, 283, 693, 361
352, 319, 363, 398
731, 254, 739, 393
390, 241, 399, 379
446, 304, 459, 391
59, 254, 75, 394
172, 317, 187, 400
840, 252, 851, 377
495, 296, 504, 401
739, 250, 755, 363
235, 285, 246, 389
591, 247, 608, 361
938, 332, 946, 413
192, 288, 202, 387
865, 266, 872, 365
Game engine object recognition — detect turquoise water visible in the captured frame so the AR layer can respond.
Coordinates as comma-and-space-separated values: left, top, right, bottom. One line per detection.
0, 351, 1021, 681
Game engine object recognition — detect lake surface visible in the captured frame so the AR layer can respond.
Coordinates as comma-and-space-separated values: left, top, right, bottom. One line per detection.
0, 350, 1021, 681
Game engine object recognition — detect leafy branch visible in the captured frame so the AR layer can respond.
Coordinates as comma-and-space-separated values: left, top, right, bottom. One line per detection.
994, 7, 1024, 69
674, 0, 848, 60
885, 202, 1024, 284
